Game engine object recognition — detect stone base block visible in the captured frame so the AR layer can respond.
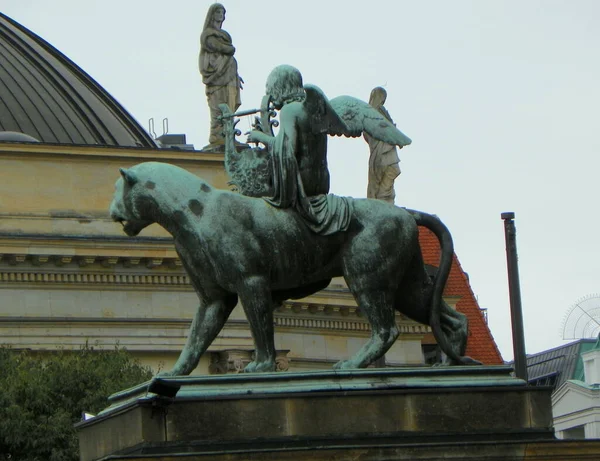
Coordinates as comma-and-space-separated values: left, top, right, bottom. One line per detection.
76, 366, 600, 460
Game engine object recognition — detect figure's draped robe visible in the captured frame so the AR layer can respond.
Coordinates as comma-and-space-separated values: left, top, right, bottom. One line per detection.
199, 27, 241, 144
363, 104, 400, 203
265, 129, 352, 236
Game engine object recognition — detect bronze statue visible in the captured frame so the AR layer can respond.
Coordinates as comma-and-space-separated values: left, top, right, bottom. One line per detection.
110, 162, 480, 374
245, 65, 350, 235
224, 65, 412, 235
109, 65, 479, 374
199, 3, 242, 150
364, 87, 401, 204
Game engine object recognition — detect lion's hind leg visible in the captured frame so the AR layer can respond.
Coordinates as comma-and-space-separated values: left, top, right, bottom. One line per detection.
438, 301, 481, 366
395, 264, 481, 366
334, 288, 399, 369
336, 213, 407, 369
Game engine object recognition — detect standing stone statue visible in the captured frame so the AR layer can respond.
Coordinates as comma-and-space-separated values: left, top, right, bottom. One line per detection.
199, 3, 242, 150
364, 87, 401, 204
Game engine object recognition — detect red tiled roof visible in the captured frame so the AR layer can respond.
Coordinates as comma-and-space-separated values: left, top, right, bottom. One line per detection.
419, 227, 504, 365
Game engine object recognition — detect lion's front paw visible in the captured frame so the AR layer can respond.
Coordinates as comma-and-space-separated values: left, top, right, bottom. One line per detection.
244, 360, 276, 373
333, 359, 359, 370
155, 370, 176, 378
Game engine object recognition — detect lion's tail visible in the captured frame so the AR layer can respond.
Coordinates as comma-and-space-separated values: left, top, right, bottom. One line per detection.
406, 209, 466, 365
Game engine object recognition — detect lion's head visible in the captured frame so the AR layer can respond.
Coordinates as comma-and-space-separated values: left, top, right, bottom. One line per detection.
109, 168, 155, 236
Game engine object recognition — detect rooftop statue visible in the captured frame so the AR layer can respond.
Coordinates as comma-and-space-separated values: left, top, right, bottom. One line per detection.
110, 162, 480, 374
221, 65, 411, 234
199, 3, 242, 151
364, 87, 401, 204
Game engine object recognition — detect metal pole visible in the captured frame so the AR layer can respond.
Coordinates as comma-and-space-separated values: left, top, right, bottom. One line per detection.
501, 212, 528, 381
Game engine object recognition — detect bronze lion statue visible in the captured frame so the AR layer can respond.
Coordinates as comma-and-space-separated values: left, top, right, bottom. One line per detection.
109, 162, 479, 374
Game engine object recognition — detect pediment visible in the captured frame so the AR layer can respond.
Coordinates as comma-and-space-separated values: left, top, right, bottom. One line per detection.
552, 380, 600, 417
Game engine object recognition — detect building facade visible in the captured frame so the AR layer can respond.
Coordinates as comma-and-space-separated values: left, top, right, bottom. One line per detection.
527, 339, 600, 439
0, 12, 503, 375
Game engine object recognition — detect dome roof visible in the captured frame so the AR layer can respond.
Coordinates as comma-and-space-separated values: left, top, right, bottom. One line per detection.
0, 13, 157, 148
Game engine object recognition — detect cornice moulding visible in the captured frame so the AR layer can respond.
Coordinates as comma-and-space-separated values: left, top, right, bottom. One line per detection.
0, 144, 225, 165
0, 235, 175, 252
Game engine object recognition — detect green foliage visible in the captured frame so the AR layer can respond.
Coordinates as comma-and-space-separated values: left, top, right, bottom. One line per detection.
0, 344, 152, 461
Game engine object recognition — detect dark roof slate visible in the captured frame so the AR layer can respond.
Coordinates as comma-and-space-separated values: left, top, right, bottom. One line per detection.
526, 339, 597, 389
0, 13, 157, 148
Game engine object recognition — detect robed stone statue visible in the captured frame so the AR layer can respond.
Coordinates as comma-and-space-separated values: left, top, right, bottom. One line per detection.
199, 3, 242, 150
364, 87, 401, 204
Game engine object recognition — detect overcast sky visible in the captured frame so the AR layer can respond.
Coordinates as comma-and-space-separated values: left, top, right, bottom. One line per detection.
3, 0, 600, 361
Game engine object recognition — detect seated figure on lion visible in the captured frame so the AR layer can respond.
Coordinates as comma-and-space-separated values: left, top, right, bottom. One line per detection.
221, 64, 413, 235
109, 65, 480, 375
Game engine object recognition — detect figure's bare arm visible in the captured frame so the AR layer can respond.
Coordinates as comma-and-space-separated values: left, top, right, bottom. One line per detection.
278, 106, 299, 147
247, 130, 274, 147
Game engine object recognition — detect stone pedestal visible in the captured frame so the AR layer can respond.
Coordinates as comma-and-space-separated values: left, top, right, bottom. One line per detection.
77, 366, 600, 460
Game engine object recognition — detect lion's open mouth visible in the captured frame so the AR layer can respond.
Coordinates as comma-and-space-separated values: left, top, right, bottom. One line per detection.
112, 216, 142, 237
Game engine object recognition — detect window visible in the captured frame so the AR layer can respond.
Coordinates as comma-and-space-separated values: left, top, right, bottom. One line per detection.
562, 425, 586, 440
422, 344, 441, 365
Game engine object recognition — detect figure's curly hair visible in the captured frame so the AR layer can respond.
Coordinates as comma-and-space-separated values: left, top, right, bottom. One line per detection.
266, 65, 305, 105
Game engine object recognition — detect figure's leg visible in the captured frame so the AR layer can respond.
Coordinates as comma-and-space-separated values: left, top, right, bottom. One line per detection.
227, 83, 241, 112
375, 163, 400, 204
239, 277, 277, 373
165, 294, 237, 376
206, 86, 227, 145
366, 154, 379, 200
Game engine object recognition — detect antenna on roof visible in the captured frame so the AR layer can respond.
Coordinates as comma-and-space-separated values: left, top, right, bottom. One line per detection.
148, 118, 157, 139
154, 117, 194, 151
561, 294, 600, 340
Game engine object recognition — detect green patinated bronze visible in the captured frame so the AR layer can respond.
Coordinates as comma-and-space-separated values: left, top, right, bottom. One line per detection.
221, 65, 411, 234
109, 160, 478, 376
109, 65, 479, 376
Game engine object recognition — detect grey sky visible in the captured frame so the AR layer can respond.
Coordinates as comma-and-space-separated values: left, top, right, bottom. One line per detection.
3, 0, 600, 360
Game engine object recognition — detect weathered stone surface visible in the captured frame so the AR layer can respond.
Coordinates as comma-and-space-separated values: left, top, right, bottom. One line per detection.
88, 440, 600, 460
76, 367, 573, 461
200, 3, 242, 148
0, 144, 229, 238
364, 86, 401, 204
78, 405, 164, 461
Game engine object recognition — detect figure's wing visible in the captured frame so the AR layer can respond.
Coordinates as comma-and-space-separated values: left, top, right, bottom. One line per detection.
303, 84, 351, 137
329, 95, 412, 147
